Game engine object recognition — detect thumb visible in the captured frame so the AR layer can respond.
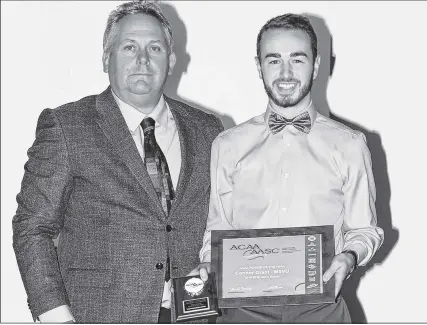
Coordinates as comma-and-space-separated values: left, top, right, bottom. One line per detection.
200, 263, 211, 282
323, 261, 338, 283
187, 267, 200, 276
200, 267, 209, 282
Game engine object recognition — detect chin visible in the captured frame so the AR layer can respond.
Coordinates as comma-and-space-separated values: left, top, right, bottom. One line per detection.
128, 86, 153, 96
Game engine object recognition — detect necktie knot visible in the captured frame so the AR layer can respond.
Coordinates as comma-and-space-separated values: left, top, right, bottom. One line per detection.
268, 111, 312, 134
141, 117, 155, 135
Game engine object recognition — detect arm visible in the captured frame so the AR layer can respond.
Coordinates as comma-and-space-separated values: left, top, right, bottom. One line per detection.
323, 132, 384, 295
341, 132, 384, 265
12, 109, 74, 321
200, 135, 235, 263
190, 135, 234, 279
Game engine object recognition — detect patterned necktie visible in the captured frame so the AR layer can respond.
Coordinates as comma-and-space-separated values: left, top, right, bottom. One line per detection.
141, 117, 174, 281
268, 111, 312, 134
141, 117, 175, 214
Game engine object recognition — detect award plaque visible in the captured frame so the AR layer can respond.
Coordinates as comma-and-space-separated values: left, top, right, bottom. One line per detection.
211, 226, 335, 308
173, 273, 220, 322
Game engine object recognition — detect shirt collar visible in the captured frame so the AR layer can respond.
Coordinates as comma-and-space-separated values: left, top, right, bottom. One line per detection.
111, 90, 170, 134
265, 100, 317, 131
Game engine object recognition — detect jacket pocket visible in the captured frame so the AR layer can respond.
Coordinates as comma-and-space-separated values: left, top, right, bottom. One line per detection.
67, 267, 112, 288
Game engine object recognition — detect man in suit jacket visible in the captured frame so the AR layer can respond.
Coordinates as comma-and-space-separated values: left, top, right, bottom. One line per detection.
12, 1, 223, 323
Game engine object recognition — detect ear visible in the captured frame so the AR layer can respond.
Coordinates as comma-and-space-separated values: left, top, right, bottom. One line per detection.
313, 55, 321, 80
102, 52, 110, 73
168, 52, 176, 75
255, 56, 262, 79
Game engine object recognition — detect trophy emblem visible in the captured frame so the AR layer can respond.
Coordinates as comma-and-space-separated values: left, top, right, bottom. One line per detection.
184, 277, 205, 297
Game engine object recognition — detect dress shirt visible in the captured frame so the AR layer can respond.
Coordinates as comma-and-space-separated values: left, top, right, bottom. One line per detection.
199, 102, 384, 267
39, 91, 180, 322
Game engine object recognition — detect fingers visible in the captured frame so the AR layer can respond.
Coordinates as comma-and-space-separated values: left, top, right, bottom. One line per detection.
186, 263, 211, 280
200, 267, 209, 281
334, 267, 347, 297
187, 267, 201, 276
323, 262, 338, 283
199, 263, 211, 281
323, 254, 354, 298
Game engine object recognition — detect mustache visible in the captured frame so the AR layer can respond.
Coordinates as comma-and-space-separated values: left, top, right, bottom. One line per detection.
273, 78, 300, 84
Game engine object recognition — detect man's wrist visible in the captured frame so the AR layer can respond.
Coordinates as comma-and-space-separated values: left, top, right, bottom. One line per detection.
341, 249, 358, 271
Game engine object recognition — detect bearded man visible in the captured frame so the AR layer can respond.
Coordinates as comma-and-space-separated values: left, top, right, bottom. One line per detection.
191, 13, 384, 323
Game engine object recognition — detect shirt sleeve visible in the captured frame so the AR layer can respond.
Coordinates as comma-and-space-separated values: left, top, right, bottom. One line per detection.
38, 305, 75, 323
199, 135, 234, 263
341, 132, 384, 266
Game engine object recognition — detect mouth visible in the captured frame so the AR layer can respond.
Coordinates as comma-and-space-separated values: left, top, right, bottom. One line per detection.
130, 73, 153, 77
275, 82, 297, 93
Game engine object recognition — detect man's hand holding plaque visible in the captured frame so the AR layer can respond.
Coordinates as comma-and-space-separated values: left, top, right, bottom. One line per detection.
188, 262, 211, 282
323, 251, 358, 297
172, 264, 219, 322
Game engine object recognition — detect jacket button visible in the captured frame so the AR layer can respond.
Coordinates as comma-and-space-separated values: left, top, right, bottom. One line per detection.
156, 262, 164, 270
166, 225, 172, 232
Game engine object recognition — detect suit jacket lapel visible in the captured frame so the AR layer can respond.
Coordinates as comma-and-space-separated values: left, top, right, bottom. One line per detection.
94, 87, 165, 217
166, 97, 196, 217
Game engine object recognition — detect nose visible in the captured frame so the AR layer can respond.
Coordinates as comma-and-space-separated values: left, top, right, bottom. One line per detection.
137, 49, 149, 66
281, 62, 293, 78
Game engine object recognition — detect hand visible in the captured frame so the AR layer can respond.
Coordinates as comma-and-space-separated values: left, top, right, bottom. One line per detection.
187, 262, 211, 281
322, 252, 356, 298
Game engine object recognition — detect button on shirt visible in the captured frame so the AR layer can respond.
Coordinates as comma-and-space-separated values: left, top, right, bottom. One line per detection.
199, 103, 384, 266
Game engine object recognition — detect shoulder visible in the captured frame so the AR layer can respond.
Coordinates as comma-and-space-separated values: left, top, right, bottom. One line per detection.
165, 96, 223, 130
214, 113, 265, 146
35, 93, 99, 132
53, 94, 98, 120
314, 113, 366, 143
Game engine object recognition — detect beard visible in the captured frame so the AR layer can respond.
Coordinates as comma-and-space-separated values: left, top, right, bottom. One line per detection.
262, 70, 314, 108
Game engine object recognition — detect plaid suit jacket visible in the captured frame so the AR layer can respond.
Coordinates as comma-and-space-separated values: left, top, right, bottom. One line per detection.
12, 87, 224, 323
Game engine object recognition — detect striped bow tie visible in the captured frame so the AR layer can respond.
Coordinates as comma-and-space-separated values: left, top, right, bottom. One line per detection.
268, 111, 312, 134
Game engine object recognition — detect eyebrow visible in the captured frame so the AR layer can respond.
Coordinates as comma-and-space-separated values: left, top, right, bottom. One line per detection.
264, 51, 309, 59
265, 53, 281, 59
290, 51, 308, 58
122, 38, 163, 44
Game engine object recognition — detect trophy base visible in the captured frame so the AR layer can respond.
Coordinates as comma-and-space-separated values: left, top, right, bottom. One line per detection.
173, 273, 220, 322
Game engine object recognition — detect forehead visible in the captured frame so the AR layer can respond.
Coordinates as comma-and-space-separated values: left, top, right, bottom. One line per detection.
116, 13, 165, 41
260, 29, 312, 58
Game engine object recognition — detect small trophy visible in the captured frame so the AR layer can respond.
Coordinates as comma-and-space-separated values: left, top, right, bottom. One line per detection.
172, 273, 220, 322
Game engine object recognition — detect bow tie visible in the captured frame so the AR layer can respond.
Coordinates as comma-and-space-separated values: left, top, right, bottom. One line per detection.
268, 111, 312, 134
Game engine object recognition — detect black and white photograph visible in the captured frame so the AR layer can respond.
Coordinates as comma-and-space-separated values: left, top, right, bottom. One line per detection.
1, 1, 426, 323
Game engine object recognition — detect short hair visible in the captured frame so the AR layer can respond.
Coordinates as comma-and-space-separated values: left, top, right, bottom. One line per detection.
103, 0, 173, 55
256, 13, 317, 61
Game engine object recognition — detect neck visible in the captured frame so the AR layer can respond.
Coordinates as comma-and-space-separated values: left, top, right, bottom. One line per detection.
269, 93, 312, 118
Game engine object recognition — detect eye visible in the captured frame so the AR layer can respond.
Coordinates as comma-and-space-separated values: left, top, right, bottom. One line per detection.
269, 60, 281, 65
123, 44, 137, 51
150, 45, 162, 52
292, 59, 305, 64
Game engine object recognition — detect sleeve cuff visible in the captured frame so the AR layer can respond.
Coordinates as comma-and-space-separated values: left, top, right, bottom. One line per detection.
38, 305, 75, 323
342, 242, 368, 266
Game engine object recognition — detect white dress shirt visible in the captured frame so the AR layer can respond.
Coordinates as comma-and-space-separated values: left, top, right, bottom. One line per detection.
200, 102, 384, 267
39, 91, 181, 322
